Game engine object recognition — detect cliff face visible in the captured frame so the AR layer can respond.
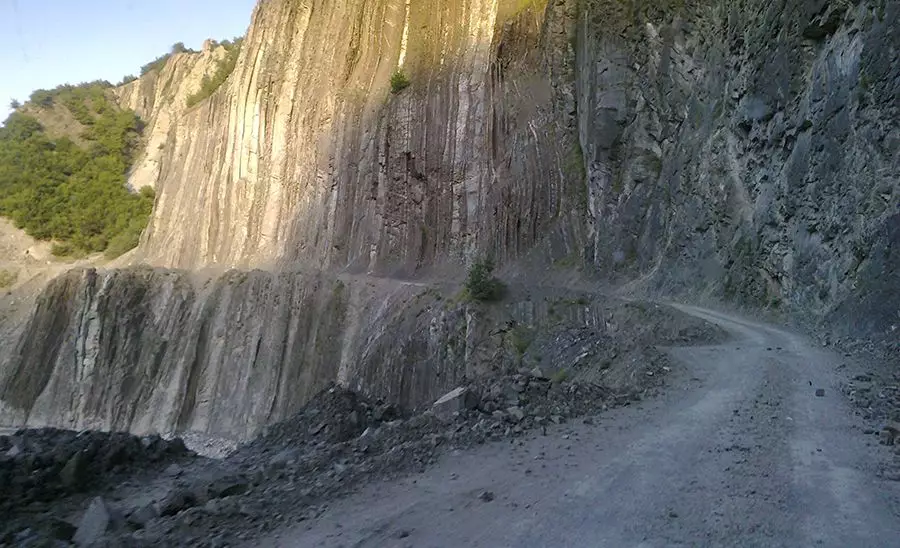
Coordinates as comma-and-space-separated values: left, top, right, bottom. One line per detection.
128, 0, 581, 273
576, 0, 898, 344
0, 0, 896, 438
0, 267, 705, 440
115, 43, 230, 192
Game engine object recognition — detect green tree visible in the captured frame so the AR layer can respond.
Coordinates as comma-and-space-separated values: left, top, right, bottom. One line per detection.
465, 258, 505, 301
390, 70, 411, 94
0, 84, 153, 257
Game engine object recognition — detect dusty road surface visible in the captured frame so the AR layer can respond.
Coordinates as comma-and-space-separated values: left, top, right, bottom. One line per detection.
256, 305, 900, 547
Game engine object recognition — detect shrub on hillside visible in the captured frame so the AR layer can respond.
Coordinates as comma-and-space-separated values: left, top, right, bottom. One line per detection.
0, 269, 17, 288
0, 85, 153, 257
390, 70, 410, 94
465, 258, 505, 302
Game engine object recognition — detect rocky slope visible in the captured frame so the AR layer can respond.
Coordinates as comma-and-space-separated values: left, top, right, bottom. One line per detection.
0, 0, 896, 439
0, 265, 714, 439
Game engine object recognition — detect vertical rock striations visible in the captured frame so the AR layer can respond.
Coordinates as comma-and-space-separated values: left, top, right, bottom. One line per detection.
132, 0, 582, 273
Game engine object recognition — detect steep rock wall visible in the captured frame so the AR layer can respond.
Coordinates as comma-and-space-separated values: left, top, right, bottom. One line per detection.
115, 43, 230, 191
576, 0, 898, 346
134, 0, 583, 273
0, 267, 702, 440
0, 268, 447, 439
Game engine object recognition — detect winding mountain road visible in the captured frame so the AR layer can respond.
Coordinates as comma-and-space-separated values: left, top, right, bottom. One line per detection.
260, 305, 900, 547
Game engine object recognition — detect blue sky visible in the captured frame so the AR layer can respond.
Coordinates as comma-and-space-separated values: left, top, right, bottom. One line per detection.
0, 0, 257, 120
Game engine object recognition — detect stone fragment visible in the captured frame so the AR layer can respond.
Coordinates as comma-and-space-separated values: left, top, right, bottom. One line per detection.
74, 497, 117, 546
432, 387, 478, 422
158, 488, 197, 517
506, 406, 525, 423
60, 451, 88, 490
207, 476, 249, 499
46, 518, 77, 541
815, 389, 825, 397
478, 491, 495, 502
270, 449, 297, 468
126, 504, 159, 530
530, 367, 548, 380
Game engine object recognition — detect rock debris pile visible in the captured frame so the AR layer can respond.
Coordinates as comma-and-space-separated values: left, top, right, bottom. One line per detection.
1, 366, 659, 547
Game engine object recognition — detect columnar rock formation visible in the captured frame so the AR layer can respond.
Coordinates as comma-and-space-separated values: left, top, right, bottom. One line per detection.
125, 0, 581, 273
0, 0, 896, 439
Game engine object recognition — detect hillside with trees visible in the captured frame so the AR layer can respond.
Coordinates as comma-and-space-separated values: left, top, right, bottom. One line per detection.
0, 83, 154, 258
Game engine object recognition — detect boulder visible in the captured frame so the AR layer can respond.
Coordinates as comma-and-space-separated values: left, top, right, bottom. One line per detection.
60, 451, 88, 490
506, 406, 525, 423
529, 367, 549, 380
206, 475, 250, 499
432, 387, 479, 422
126, 504, 159, 530
158, 488, 197, 517
74, 497, 119, 546
269, 448, 298, 468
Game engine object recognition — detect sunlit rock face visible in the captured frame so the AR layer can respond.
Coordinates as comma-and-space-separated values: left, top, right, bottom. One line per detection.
129, 0, 580, 274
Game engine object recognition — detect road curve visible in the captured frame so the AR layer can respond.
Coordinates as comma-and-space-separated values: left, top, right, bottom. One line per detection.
259, 305, 900, 547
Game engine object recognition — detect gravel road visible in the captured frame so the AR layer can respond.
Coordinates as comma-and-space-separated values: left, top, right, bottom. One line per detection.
257, 305, 900, 547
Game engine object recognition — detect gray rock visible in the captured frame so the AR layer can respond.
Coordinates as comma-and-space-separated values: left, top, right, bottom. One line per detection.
207, 476, 250, 499
506, 407, 525, 423
432, 387, 479, 422
60, 451, 87, 490
529, 367, 548, 380
478, 491, 495, 502
270, 449, 298, 468
46, 518, 77, 541
165, 463, 183, 477
74, 497, 117, 546
158, 488, 197, 517
815, 389, 826, 397
126, 504, 158, 530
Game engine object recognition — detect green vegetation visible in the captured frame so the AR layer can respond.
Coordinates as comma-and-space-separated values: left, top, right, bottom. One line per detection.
390, 70, 411, 94
186, 38, 244, 108
9, 99, 20, 110
553, 251, 580, 269
550, 368, 569, 384
0, 83, 154, 258
465, 258, 506, 302
509, 325, 534, 358
0, 269, 17, 288
564, 141, 589, 213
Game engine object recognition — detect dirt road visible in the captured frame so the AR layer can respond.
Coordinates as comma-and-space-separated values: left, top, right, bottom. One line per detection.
257, 305, 900, 547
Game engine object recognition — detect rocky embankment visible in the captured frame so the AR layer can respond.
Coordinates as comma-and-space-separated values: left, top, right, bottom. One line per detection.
1, 305, 724, 547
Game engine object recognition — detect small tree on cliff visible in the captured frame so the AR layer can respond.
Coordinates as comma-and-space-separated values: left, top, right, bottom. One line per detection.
390, 70, 410, 94
465, 258, 505, 302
